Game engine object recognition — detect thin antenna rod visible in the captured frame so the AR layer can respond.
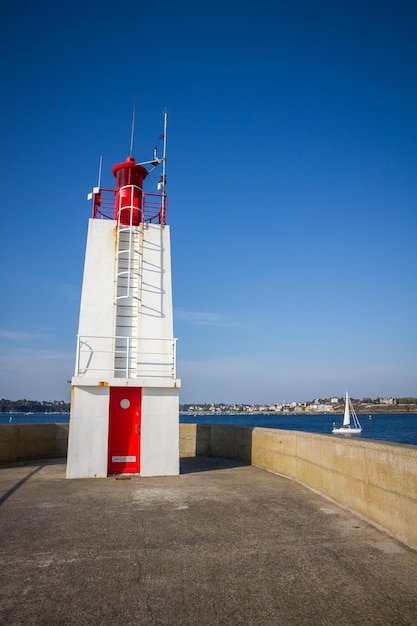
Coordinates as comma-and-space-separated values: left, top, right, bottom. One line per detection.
97, 155, 103, 187
129, 102, 136, 157
162, 109, 168, 190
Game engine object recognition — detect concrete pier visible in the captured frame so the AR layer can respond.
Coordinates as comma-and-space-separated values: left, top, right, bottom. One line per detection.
1, 457, 417, 625
1, 423, 417, 549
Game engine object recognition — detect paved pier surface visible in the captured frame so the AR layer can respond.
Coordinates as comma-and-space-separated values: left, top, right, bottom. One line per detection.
1, 457, 416, 625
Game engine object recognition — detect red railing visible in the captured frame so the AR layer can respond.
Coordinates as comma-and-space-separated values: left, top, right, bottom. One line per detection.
91, 186, 167, 225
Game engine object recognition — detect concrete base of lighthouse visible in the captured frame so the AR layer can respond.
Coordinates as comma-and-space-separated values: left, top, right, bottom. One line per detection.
66, 380, 180, 479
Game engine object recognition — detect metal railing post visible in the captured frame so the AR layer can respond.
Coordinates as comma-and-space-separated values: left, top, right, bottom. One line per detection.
74, 335, 80, 376
173, 339, 177, 378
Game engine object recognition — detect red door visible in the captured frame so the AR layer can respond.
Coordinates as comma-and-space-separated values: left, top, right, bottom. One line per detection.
108, 387, 141, 474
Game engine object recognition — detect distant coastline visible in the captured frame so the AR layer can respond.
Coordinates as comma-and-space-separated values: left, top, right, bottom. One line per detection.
0, 400, 69, 414
180, 409, 417, 416
180, 398, 417, 416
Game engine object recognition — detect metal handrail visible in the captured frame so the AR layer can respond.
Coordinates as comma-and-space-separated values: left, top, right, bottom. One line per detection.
91, 186, 167, 224
75, 335, 177, 379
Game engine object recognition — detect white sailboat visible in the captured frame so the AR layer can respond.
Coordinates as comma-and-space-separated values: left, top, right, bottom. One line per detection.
332, 391, 362, 434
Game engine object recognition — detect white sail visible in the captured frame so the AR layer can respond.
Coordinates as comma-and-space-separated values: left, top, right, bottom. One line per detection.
343, 391, 350, 427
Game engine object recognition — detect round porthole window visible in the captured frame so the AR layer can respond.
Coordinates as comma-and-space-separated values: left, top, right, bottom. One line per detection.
120, 399, 130, 409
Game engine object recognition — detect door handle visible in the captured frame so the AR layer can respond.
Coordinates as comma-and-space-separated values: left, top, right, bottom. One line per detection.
135, 425, 141, 434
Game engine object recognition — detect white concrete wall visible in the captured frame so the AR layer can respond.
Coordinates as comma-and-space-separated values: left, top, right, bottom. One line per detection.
139, 224, 173, 339
141, 388, 179, 476
76, 219, 116, 377
66, 386, 110, 478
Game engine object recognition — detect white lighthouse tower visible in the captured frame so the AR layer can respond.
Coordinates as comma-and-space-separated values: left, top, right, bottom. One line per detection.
66, 113, 180, 478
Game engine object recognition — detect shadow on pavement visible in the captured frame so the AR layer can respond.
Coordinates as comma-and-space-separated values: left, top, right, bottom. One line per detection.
180, 456, 250, 474
0, 465, 44, 507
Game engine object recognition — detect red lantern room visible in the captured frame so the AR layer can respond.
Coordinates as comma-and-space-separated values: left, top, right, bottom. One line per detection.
112, 156, 148, 226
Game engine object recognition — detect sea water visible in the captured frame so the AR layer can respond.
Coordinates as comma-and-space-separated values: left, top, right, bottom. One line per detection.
180, 412, 417, 446
0, 413, 70, 425
1, 411, 416, 446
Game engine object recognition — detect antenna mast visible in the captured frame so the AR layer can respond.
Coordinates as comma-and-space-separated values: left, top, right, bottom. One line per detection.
129, 102, 136, 157
97, 155, 103, 187
162, 109, 168, 193
157, 109, 168, 224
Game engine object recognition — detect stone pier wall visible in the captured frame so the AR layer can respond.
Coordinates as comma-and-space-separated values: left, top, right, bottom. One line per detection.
0, 424, 69, 465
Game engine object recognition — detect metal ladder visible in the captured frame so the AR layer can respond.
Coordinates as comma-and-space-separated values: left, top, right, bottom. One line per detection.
114, 225, 143, 377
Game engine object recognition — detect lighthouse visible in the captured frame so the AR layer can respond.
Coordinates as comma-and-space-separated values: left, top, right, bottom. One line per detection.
66, 113, 180, 478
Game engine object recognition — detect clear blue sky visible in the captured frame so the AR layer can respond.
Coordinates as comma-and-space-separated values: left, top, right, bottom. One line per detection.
1, 0, 416, 403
